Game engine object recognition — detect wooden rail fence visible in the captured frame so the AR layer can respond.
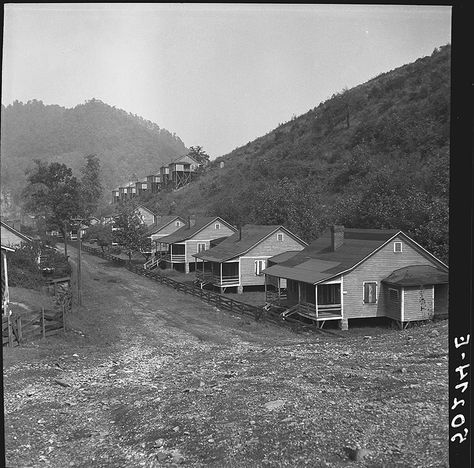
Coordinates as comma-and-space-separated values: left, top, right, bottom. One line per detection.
80, 244, 341, 336
2, 306, 66, 347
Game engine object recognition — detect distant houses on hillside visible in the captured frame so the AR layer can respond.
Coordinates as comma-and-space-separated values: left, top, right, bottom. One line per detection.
112, 153, 207, 203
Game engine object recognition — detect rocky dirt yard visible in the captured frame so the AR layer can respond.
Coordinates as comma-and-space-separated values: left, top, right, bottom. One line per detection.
3, 248, 448, 467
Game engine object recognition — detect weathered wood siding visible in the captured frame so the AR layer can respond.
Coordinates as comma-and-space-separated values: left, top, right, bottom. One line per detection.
150, 219, 185, 241
383, 285, 402, 320
239, 230, 306, 287
404, 285, 434, 321
342, 235, 444, 319
137, 207, 156, 227
185, 221, 236, 264
434, 284, 449, 317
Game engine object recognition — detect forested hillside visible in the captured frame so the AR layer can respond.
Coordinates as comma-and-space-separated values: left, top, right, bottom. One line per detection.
1, 99, 187, 213
146, 45, 450, 262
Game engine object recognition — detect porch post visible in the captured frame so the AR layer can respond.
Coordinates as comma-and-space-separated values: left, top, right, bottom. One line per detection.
298, 282, 301, 304
264, 274, 267, 301
220, 263, 223, 294
185, 243, 189, 274
315, 285, 318, 320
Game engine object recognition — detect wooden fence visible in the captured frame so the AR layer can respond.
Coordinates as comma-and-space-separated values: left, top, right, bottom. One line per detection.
2, 306, 66, 347
80, 244, 341, 336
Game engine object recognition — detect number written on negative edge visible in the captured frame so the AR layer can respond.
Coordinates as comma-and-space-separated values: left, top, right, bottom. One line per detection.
451, 334, 470, 444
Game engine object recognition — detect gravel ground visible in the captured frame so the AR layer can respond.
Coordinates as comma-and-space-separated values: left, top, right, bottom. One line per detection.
3, 247, 449, 467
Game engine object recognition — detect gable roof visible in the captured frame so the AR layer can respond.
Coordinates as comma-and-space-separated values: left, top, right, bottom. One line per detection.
170, 153, 200, 166
136, 204, 155, 216
159, 217, 236, 244
1, 221, 33, 244
147, 216, 186, 236
193, 225, 307, 262
263, 228, 446, 285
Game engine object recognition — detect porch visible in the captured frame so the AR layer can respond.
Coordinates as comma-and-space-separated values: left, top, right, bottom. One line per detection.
266, 277, 343, 326
195, 260, 240, 289
162, 243, 186, 263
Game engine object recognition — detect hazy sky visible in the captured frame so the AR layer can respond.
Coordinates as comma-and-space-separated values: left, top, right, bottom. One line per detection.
2, 4, 451, 158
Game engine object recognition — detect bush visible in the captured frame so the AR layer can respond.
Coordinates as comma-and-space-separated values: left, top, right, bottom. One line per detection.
109, 246, 122, 255
7, 243, 45, 289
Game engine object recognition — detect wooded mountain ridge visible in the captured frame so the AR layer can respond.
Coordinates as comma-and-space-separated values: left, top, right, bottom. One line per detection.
1, 98, 187, 213
143, 45, 450, 262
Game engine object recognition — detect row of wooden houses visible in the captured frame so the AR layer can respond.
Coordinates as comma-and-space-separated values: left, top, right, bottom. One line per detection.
112, 153, 206, 203
141, 213, 448, 330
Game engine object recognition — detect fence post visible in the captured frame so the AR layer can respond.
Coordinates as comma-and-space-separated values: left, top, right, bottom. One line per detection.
7, 314, 13, 347
41, 307, 45, 339
17, 316, 22, 344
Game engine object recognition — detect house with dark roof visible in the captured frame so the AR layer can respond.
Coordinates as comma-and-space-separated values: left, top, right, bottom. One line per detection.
1, 221, 33, 248
144, 216, 187, 269
158, 216, 237, 273
193, 225, 307, 293
263, 225, 448, 330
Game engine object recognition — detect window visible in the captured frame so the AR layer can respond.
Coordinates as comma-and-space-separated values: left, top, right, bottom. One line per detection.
197, 243, 206, 253
394, 241, 402, 253
277, 233, 284, 242
176, 221, 181, 227
388, 288, 399, 301
255, 260, 266, 276
215, 223, 221, 230
363, 282, 377, 304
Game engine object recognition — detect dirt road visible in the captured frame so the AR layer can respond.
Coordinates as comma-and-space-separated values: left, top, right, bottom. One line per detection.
4, 248, 449, 467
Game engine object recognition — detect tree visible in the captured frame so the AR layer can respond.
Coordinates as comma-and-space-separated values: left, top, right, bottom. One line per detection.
187, 146, 210, 166
113, 202, 150, 262
23, 160, 83, 258
80, 154, 103, 219
83, 224, 113, 252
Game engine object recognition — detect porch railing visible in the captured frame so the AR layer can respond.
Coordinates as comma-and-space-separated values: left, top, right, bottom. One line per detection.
196, 270, 240, 286
279, 302, 342, 321
162, 253, 186, 263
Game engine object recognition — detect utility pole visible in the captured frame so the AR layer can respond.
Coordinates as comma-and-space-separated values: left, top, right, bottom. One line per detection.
77, 227, 82, 306
72, 218, 83, 306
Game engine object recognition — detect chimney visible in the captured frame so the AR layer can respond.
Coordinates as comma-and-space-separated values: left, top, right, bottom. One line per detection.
330, 225, 344, 251
188, 215, 196, 228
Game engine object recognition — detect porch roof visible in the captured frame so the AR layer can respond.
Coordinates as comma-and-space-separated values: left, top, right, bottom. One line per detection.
382, 265, 448, 286
267, 250, 301, 264
263, 228, 399, 284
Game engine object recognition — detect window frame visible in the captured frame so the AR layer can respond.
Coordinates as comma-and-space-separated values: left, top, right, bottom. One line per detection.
393, 241, 403, 253
215, 222, 221, 230
277, 233, 284, 242
254, 259, 266, 276
197, 242, 206, 253
363, 281, 378, 304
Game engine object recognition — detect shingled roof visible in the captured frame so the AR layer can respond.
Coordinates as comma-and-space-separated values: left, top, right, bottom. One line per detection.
193, 225, 306, 262
147, 216, 185, 236
159, 217, 235, 244
382, 265, 448, 286
263, 228, 402, 284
